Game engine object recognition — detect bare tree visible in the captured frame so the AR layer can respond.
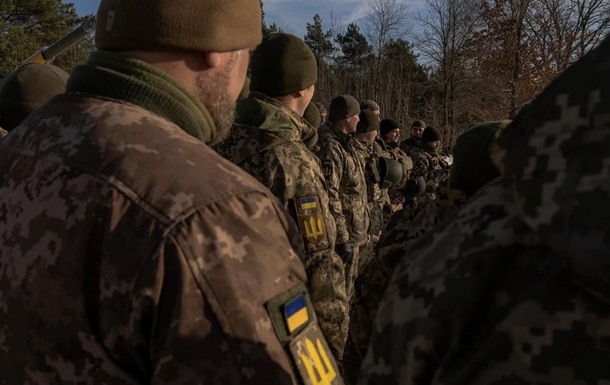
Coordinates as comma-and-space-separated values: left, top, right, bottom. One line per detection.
364, 0, 411, 99
415, 0, 481, 143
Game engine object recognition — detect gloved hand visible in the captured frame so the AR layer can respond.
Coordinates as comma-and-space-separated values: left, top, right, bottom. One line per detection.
335, 242, 354, 264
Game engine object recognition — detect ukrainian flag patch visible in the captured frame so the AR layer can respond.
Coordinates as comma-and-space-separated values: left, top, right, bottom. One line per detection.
284, 294, 309, 333
299, 197, 318, 210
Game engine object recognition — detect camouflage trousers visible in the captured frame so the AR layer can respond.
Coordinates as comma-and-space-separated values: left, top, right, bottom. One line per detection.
345, 239, 368, 303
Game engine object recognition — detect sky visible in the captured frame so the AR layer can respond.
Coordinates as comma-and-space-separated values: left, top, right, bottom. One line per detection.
71, 0, 423, 40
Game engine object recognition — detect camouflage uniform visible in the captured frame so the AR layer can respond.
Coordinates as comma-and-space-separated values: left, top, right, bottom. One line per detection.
382, 142, 414, 221
360, 33, 610, 385
316, 122, 370, 300
0, 54, 341, 385
400, 136, 420, 156
343, 188, 467, 385
410, 142, 450, 205
215, 93, 349, 360
352, 139, 387, 272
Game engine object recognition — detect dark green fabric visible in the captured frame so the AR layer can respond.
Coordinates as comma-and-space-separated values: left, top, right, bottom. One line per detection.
95, 0, 262, 52
67, 50, 216, 143
360, 99, 380, 112
250, 33, 317, 96
0, 63, 69, 131
235, 93, 318, 147
303, 102, 321, 129
329, 94, 360, 123
411, 120, 426, 128
449, 120, 512, 196
356, 110, 380, 133
380, 118, 400, 137
422, 126, 441, 143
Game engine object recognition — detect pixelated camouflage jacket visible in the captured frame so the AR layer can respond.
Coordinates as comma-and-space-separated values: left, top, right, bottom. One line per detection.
0, 88, 328, 384
382, 142, 414, 216
410, 142, 450, 204
353, 139, 388, 236
316, 122, 370, 245
399, 136, 420, 156
360, 33, 610, 385
343, 188, 468, 385
214, 93, 349, 359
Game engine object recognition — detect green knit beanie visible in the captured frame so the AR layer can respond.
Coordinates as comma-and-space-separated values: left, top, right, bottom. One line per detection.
329, 94, 360, 123
250, 33, 317, 96
380, 118, 400, 137
303, 102, 321, 129
356, 110, 380, 133
422, 126, 442, 143
95, 0, 262, 52
411, 120, 426, 128
0, 63, 69, 131
360, 99, 380, 112
449, 120, 512, 196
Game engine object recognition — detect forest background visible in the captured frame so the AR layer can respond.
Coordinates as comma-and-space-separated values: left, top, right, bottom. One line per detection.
1, 0, 608, 148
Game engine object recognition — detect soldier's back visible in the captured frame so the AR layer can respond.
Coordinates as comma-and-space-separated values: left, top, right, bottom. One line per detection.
0, 94, 312, 384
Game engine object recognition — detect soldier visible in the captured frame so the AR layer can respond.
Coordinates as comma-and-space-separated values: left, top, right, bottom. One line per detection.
303, 101, 322, 130
214, 32, 349, 362
0, 1, 342, 384
409, 126, 450, 206
360, 99, 381, 118
314, 102, 328, 125
352, 110, 384, 271
349, 120, 509, 385
317, 94, 369, 302
378, 119, 414, 219
400, 119, 426, 156
0, 63, 69, 137
361, 32, 610, 385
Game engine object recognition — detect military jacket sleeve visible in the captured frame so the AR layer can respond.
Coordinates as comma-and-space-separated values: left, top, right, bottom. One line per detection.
237, 146, 350, 361
126, 192, 310, 384
318, 142, 349, 244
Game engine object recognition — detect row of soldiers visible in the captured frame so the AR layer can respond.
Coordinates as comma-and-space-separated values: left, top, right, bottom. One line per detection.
2, 0, 609, 384
0, 27, 454, 381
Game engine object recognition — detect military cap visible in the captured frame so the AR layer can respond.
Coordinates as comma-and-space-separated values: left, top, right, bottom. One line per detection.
380, 118, 400, 138
95, 0, 262, 52
411, 120, 426, 128
328, 94, 360, 123
356, 110, 380, 133
421, 126, 442, 143
450, 120, 512, 196
250, 33, 317, 96
303, 102, 321, 129
0, 63, 69, 131
360, 99, 380, 112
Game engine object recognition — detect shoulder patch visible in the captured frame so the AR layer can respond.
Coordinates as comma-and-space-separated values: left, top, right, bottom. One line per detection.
266, 285, 342, 385
293, 195, 330, 252
321, 159, 333, 178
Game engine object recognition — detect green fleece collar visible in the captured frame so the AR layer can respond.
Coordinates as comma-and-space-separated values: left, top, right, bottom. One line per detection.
67, 50, 217, 143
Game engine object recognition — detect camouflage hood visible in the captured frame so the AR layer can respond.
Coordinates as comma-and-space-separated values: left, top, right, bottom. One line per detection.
228, 93, 318, 162
490, 34, 610, 304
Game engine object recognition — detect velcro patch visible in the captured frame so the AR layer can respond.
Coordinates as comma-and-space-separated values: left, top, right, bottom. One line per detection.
322, 159, 333, 178
289, 323, 342, 385
266, 286, 342, 385
285, 295, 309, 333
294, 196, 329, 250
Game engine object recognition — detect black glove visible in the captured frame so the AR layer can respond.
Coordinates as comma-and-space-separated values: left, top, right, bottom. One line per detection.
335, 242, 354, 263
404, 176, 426, 198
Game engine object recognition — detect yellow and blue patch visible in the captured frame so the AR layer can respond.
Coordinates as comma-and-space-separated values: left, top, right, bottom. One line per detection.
299, 197, 318, 210
284, 294, 309, 333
